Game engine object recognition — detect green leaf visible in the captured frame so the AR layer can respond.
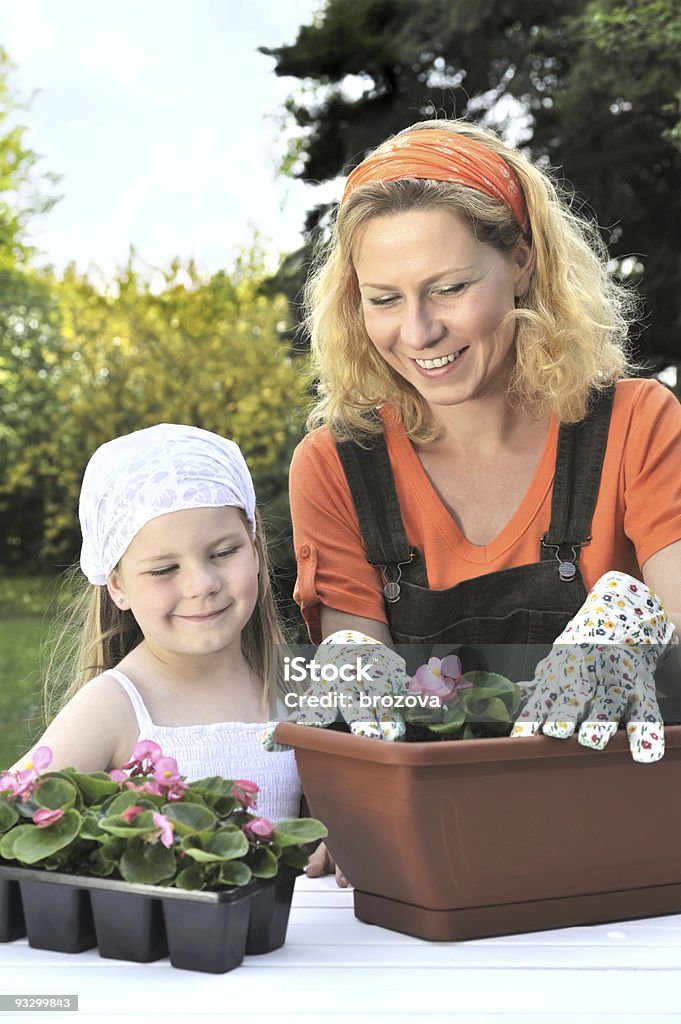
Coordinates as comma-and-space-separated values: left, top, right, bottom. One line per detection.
218, 861, 252, 887
104, 790, 150, 816
161, 802, 217, 836
119, 842, 176, 884
280, 846, 309, 869
248, 845, 278, 879
99, 837, 126, 862
482, 696, 513, 722
66, 770, 119, 804
463, 671, 516, 693
86, 848, 116, 877
79, 810, 107, 841
174, 862, 207, 890
427, 702, 466, 735
11, 810, 82, 864
404, 702, 443, 725
181, 825, 249, 863
191, 776, 236, 795
0, 799, 20, 833
98, 809, 158, 838
0, 824, 33, 860
34, 777, 78, 812
273, 818, 328, 848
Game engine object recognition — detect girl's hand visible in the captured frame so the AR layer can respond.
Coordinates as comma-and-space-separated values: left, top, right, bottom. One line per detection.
305, 840, 349, 888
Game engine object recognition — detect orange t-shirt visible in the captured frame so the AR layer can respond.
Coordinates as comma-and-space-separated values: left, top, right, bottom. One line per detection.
289, 379, 681, 643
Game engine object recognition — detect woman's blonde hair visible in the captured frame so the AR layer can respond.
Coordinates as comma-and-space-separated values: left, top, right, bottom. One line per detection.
43, 509, 287, 724
305, 118, 637, 440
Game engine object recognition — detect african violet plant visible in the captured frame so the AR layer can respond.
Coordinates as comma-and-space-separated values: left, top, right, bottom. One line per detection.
0, 742, 326, 887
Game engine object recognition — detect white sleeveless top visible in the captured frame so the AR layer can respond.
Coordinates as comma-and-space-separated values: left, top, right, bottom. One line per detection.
106, 669, 301, 823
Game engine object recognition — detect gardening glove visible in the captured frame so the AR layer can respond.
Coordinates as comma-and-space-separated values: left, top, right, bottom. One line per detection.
263, 630, 409, 751
511, 571, 676, 762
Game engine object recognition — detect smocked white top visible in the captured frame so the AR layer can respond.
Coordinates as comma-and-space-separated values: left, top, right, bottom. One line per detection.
106, 668, 302, 823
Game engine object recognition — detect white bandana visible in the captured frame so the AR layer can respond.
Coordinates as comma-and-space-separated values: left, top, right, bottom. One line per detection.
79, 424, 256, 585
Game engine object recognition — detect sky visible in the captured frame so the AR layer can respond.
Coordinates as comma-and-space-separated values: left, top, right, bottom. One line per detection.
0, 0, 330, 279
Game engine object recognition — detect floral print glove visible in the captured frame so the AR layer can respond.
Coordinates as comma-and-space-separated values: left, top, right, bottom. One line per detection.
263, 630, 409, 751
511, 571, 676, 762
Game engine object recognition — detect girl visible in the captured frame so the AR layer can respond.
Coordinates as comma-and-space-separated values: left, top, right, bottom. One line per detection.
12, 423, 301, 822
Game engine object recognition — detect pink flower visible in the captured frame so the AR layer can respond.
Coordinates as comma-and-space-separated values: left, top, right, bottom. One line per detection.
153, 757, 182, 785
0, 748, 53, 803
26, 747, 53, 772
151, 812, 174, 848
407, 655, 471, 705
120, 805, 145, 823
230, 779, 259, 810
32, 808, 64, 828
126, 777, 187, 801
243, 817, 274, 841
109, 769, 128, 782
0, 773, 20, 798
131, 740, 163, 763
120, 740, 164, 777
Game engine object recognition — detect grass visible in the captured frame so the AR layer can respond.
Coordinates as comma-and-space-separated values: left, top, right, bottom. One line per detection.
0, 575, 64, 768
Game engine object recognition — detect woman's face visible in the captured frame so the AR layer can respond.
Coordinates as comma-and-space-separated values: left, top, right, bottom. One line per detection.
352, 208, 533, 410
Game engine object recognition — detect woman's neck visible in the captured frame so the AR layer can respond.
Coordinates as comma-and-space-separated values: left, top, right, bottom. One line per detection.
425, 391, 536, 456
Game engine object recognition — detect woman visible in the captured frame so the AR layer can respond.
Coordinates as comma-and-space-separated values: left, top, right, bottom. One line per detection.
290, 119, 681, 656
288, 120, 681, 883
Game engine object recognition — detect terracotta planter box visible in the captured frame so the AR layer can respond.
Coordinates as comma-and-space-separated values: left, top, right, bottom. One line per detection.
275, 721, 681, 941
0, 864, 299, 972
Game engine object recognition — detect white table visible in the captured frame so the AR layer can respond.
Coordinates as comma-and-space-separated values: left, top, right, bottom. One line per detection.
1, 875, 680, 1024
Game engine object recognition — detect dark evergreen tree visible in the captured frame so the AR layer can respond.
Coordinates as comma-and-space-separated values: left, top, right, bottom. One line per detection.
261, 0, 681, 364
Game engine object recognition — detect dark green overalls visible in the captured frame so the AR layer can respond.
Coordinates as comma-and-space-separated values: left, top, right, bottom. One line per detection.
336, 387, 616, 679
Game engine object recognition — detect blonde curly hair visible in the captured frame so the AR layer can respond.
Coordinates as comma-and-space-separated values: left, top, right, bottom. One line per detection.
305, 118, 637, 441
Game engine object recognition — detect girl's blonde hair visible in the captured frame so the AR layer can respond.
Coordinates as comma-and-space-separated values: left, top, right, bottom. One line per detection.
305, 118, 637, 441
43, 509, 287, 724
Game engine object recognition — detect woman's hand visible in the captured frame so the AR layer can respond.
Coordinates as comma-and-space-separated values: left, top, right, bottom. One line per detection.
511, 571, 675, 762
305, 840, 349, 888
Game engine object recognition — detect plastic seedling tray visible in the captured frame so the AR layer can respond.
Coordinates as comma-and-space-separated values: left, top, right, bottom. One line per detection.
0, 864, 300, 972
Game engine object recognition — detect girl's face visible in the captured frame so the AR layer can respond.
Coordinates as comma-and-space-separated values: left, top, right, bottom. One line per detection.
107, 506, 259, 663
352, 207, 533, 410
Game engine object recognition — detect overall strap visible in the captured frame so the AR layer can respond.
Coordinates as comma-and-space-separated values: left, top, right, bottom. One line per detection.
336, 423, 428, 597
540, 384, 616, 578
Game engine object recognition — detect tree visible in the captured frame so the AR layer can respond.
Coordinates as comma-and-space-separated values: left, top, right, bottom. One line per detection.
0, 48, 60, 271
0, 48, 64, 569
0, 250, 308, 621
262, 0, 681, 362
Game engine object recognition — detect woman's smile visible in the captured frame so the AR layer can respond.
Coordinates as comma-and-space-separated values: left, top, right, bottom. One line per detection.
413, 346, 469, 373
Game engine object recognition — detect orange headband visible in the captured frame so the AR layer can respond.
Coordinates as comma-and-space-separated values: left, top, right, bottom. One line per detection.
341, 128, 529, 237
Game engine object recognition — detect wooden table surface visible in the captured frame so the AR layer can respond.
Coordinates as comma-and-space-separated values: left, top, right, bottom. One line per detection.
1, 874, 680, 1024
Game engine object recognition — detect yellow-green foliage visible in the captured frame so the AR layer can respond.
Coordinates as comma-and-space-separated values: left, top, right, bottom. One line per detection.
0, 247, 307, 569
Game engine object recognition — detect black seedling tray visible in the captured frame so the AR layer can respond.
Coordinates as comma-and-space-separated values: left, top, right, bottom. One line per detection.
0, 863, 300, 973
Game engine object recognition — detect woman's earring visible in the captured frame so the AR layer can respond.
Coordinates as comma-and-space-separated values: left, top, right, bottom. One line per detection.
118, 597, 125, 606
